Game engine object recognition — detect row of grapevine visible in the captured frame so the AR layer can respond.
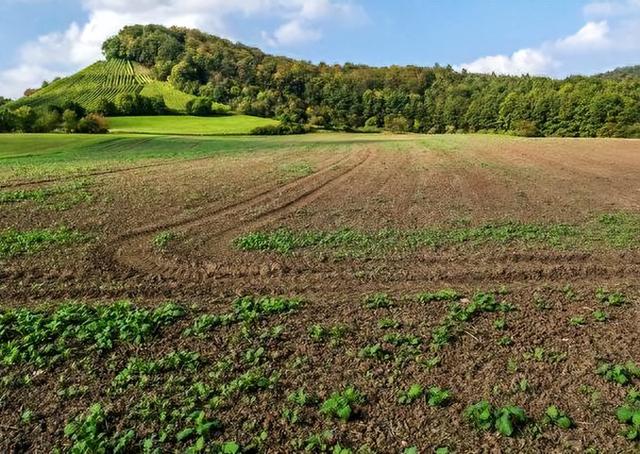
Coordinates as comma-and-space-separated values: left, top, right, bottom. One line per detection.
11, 59, 163, 112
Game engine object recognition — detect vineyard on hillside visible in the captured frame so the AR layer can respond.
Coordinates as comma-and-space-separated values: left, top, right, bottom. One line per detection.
10, 59, 194, 113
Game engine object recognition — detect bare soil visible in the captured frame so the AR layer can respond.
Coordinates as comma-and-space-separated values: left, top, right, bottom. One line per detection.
1, 135, 639, 452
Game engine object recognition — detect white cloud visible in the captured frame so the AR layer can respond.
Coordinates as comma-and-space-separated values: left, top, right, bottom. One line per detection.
460, 48, 553, 76
459, 3, 640, 77
555, 21, 610, 51
584, 0, 640, 17
0, 0, 366, 98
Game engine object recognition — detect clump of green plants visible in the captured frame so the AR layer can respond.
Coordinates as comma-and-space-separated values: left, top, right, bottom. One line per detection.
426, 387, 452, 407
378, 318, 400, 329
363, 293, 393, 309
153, 231, 177, 250
464, 401, 528, 437
233, 296, 303, 322
596, 362, 640, 385
398, 384, 424, 405
320, 387, 365, 422
596, 288, 627, 306
430, 292, 514, 351
592, 310, 609, 322
183, 313, 235, 337
524, 347, 567, 364
543, 406, 573, 429
383, 333, 421, 347
616, 389, 640, 441
183, 296, 302, 338
308, 324, 347, 345
64, 403, 135, 453
112, 351, 201, 390
359, 343, 391, 361
288, 388, 319, 407
176, 410, 222, 449
569, 316, 586, 327
0, 227, 86, 258
0, 301, 184, 367
416, 289, 460, 303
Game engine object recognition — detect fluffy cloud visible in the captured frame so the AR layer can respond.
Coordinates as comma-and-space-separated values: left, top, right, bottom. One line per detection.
0, 0, 365, 98
459, 2, 640, 77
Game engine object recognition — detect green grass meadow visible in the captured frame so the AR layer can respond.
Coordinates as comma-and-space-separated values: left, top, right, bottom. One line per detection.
107, 115, 279, 135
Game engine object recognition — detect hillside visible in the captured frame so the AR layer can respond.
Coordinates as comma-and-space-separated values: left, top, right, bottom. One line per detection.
598, 65, 640, 80
6, 23, 640, 137
99, 25, 640, 138
10, 58, 196, 113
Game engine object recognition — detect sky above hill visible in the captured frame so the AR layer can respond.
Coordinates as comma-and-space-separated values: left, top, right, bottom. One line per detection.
1, 0, 640, 98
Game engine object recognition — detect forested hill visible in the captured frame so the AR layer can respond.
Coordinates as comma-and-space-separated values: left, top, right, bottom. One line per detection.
598, 65, 640, 80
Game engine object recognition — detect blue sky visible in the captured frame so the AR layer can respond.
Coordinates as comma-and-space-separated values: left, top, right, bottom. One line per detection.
2, 0, 640, 98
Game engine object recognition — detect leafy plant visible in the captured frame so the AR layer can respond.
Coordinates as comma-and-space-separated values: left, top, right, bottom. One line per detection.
416, 289, 460, 303
464, 401, 528, 437
597, 362, 640, 385
320, 387, 365, 422
592, 310, 609, 322
176, 410, 222, 447
543, 405, 573, 429
0, 301, 185, 367
596, 288, 627, 306
0, 227, 86, 258
426, 387, 452, 407
569, 316, 586, 327
494, 406, 527, 437
363, 293, 393, 309
64, 403, 135, 453
377, 318, 400, 329
288, 388, 318, 407
152, 231, 176, 250
359, 344, 390, 361
398, 384, 424, 405
614, 389, 640, 440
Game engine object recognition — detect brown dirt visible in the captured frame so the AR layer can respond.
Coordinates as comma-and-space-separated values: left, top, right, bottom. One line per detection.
1, 135, 639, 452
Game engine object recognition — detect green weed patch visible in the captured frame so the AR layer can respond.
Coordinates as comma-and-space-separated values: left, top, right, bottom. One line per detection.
234, 213, 640, 255
0, 227, 86, 258
0, 301, 184, 367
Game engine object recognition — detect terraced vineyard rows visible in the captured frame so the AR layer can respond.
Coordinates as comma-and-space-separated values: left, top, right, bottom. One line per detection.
10, 59, 151, 112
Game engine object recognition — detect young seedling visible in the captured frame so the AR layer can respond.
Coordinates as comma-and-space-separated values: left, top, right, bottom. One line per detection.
592, 310, 609, 322
494, 317, 507, 330
464, 401, 528, 437
498, 336, 514, 347
426, 387, 452, 407
363, 293, 393, 309
569, 316, 586, 327
596, 288, 627, 307
544, 405, 573, 429
359, 344, 391, 361
596, 362, 640, 385
494, 406, 528, 437
416, 289, 460, 303
616, 390, 640, 441
378, 318, 401, 329
153, 231, 176, 250
319, 387, 365, 422
398, 384, 424, 405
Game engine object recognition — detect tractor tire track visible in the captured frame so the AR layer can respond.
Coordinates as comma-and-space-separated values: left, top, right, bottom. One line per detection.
108, 149, 372, 280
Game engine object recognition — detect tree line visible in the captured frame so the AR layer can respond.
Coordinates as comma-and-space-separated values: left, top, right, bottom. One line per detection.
102, 24, 640, 137
0, 102, 108, 134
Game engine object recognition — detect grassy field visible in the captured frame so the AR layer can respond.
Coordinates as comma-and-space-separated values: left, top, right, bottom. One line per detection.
108, 115, 280, 135
1, 133, 639, 452
139, 81, 197, 112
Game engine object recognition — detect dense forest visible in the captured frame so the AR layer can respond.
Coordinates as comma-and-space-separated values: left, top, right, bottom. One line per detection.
4, 24, 640, 137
